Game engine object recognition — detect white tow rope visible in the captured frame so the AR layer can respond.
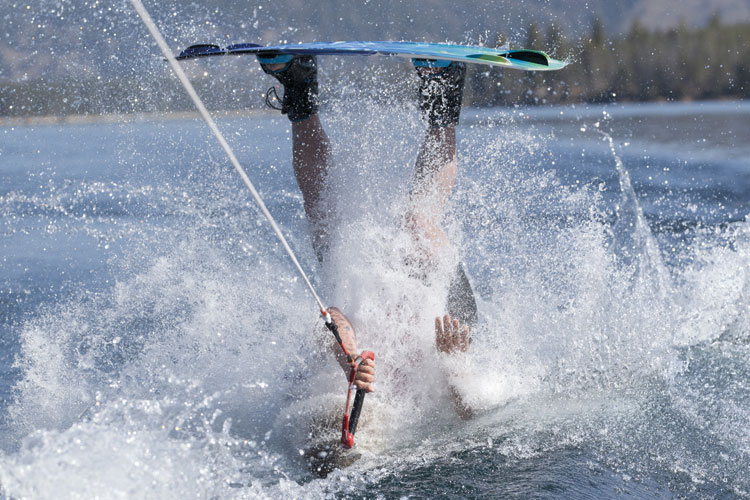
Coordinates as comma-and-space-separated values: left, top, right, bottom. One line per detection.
128, 0, 331, 319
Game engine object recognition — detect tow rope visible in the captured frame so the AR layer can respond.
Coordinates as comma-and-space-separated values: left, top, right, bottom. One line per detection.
129, 0, 373, 448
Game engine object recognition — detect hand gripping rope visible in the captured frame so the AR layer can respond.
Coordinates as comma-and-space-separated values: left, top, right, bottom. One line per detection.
130, 0, 373, 448
322, 313, 375, 448
341, 351, 375, 447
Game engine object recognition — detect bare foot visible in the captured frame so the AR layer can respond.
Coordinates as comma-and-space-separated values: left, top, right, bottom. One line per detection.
264, 62, 286, 71
435, 314, 470, 354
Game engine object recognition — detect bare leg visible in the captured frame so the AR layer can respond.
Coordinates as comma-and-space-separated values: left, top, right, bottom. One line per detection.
409, 61, 478, 419
406, 126, 457, 257
259, 58, 373, 389
291, 114, 332, 261
290, 117, 375, 388
407, 124, 477, 324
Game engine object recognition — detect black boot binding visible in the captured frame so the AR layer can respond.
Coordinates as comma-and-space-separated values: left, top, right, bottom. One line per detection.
258, 54, 319, 122
413, 59, 467, 128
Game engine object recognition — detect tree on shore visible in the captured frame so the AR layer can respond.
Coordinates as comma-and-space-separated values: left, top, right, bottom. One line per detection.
2, 18, 749, 117
467, 17, 750, 106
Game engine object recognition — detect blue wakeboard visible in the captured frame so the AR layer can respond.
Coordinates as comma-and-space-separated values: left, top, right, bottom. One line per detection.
176, 41, 568, 71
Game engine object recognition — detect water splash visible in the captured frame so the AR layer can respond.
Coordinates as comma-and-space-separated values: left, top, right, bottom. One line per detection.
600, 126, 673, 302
1, 102, 748, 497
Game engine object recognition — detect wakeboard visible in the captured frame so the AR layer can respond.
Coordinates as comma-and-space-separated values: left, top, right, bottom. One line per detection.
176, 40, 568, 71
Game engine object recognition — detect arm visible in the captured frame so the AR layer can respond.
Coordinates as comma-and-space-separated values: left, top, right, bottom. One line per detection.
327, 307, 375, 392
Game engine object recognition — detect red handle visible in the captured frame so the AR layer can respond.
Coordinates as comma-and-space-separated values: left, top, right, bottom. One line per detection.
341, 351, 375, 448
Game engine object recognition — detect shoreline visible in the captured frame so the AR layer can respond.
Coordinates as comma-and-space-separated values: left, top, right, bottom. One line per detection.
0, 108, 271, 127
1, 98, 747, 127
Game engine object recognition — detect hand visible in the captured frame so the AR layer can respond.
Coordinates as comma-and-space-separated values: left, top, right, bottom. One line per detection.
327, 307, 376, 392
435, 314, 470, 354
353, 357, 375, 393
436, 314, 474, 420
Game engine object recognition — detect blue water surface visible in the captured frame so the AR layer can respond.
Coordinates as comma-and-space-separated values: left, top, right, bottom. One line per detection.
0, 101, 748, 499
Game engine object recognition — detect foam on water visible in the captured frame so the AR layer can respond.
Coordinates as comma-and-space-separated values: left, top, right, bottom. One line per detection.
1, 100, 748, 498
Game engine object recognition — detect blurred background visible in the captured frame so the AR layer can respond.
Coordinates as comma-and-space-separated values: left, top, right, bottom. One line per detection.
2, 0, 749, 119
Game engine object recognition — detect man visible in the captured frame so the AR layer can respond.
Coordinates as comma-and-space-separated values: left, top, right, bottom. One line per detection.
257, 54, 476, 416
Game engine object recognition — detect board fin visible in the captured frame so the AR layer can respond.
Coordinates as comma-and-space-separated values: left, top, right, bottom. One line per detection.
503, 50, 549, 66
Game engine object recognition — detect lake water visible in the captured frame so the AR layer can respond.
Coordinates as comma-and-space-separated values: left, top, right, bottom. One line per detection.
1, 100, 749, 498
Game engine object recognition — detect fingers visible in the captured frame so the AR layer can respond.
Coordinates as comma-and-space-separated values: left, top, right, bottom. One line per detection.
435, 316, 447, 352
354, 358, 375, 393
435, 314, 471, 354
460, 325, 470, 352
356, 359, 375, 377
451, 317, 461, 349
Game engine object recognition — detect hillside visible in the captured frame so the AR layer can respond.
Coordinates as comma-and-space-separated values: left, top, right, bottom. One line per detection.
2, 0, 748, 82
1, 0, 748, 116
